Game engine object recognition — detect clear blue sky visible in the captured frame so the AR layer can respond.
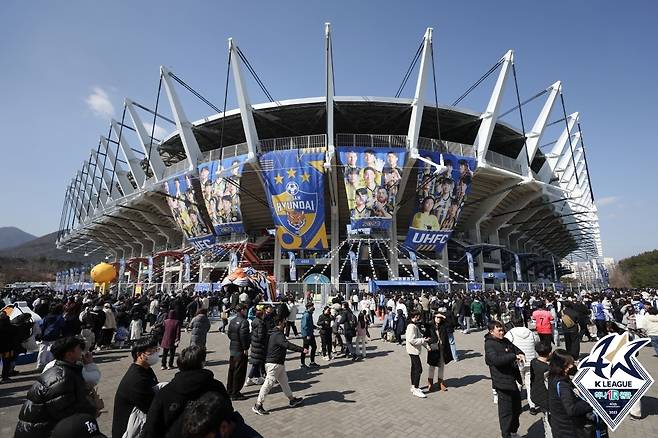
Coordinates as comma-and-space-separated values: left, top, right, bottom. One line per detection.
1, 0, 656, 261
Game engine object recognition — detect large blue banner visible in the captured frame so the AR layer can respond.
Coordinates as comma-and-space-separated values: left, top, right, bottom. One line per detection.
404, 150, 477, 251
337, 147, 406, 230
260, 148, 329, 249
198, 154, 249, 236
162, 174, 215, 250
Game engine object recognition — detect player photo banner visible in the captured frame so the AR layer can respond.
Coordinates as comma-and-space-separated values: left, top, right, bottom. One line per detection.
404, 150, 477, 252
260, 148, 329, 250
337, 147, 406, 230
162, 174, 215, 251
198, 154, 249, 236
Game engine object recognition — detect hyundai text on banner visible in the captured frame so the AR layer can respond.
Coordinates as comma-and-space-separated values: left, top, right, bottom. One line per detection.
337, 147, 406, 230
198, 154, 248, 236
259, 148, 329, 250
404, 151, 476, 252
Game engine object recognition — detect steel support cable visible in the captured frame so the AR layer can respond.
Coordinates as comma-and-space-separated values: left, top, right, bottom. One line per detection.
96, 123, 115, 209
507, 210, 592, 226
489, 197, 570, 218
559, 93, 579, 186
395, 38, 424, 98
147, 76, 163, 174
101, 213, 176, 231
108, 106, 129, 196
221, 174, 270, 209
512, 63, 531, 169
576, 123, 595, 203
219, 48, 232, 150
85, 151, 99, 216
430, 39, 442, 143
498, 88, 549, 119
131, 101, 176, 126
168, 71, 222, 114
235, 46, 275, 103
329, 32, 336, 94
451, 59, 503, 107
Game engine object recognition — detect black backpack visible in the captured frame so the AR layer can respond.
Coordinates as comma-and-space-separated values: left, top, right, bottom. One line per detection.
343, 311, 357, 336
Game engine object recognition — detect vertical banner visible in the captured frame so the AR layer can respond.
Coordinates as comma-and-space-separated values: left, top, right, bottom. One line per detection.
514, 253, 522, 281
198, 154, 249, 236
79, 267, 85, 284
409, 250, 419, 280
183, 254, 191, 283
552, 255, 558, 281
259, 148, 329, 249
229, 251, 238, 274
118, 259, 126, 283
288, 252, 297, 281
147, 256, 153, 283
405, 151, 477, 251
349, 250, 358, 282
162, 174, 215, 251
55, 272, 61, 290
337, 147, 406, 230
466, 251, 475, 282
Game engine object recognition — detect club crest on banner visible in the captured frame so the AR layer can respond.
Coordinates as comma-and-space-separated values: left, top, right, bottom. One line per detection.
574, 332, 654, 431
260, 148, 328, 250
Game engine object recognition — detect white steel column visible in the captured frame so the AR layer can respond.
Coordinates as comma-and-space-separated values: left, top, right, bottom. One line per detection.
90, 151, 110, 207
474, 50, 514, 162
160, 66, 203, 171
228, 38, 261, 163
523, 81, 561, 172
324, 23, 341, 286
398, 27, 433, 200
552, 116, 580, 173
100, 136, 135, 196
125, 99, 167, 181
111, 119, 147, 188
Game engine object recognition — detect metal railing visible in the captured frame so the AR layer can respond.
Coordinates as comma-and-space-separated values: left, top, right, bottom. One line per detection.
201, 142, 250, 163
259, 134, 326, 153
161, 159, 191, 180
335, 134, 476, 158
485, 150, 522, 174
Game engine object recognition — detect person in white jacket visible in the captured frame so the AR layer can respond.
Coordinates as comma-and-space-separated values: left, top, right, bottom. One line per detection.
405, 311, 429, 398
505, 319, 540, 414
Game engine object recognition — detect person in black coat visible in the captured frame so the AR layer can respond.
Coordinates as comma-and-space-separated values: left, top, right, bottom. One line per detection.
246, 307, 267, 385
561, 301, 582, 360
547, 349, 593, 438
145, 345, 231, 438
226, 304, 251, 400
317, 306, 333, 360
425, 311, 454, 392
484, 320, 525, 438
111, 337, 160, 438
252, 317, 307, 415
15, 336, 97, 438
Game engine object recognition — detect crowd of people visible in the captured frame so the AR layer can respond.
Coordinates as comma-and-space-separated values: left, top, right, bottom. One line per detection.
1, 285, 658, 437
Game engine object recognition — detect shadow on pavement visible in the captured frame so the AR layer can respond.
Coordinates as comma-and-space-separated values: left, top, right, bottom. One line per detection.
456, 349, 483, 360
268, 389, 356, 412
443, 374, 489, 388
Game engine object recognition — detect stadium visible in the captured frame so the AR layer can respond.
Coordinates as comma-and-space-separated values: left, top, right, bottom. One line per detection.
55, 25, 603, 296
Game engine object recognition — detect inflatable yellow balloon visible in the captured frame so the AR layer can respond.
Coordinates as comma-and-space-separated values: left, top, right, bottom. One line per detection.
90, 262, 117, 284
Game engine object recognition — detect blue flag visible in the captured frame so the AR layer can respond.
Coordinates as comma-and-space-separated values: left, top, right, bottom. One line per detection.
260, 148, 329, 249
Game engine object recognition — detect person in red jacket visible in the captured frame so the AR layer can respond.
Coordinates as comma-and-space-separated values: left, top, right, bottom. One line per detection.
532, 302, 554, 349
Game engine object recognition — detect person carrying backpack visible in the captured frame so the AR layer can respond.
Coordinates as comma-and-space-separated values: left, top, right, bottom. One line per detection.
340, 302, 359, 361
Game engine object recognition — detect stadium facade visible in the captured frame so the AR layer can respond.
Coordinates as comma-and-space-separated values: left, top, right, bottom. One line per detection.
56, 25, 603, 294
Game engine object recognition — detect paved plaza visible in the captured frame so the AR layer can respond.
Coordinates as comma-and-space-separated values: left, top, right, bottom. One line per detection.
1, 323, 657, 437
